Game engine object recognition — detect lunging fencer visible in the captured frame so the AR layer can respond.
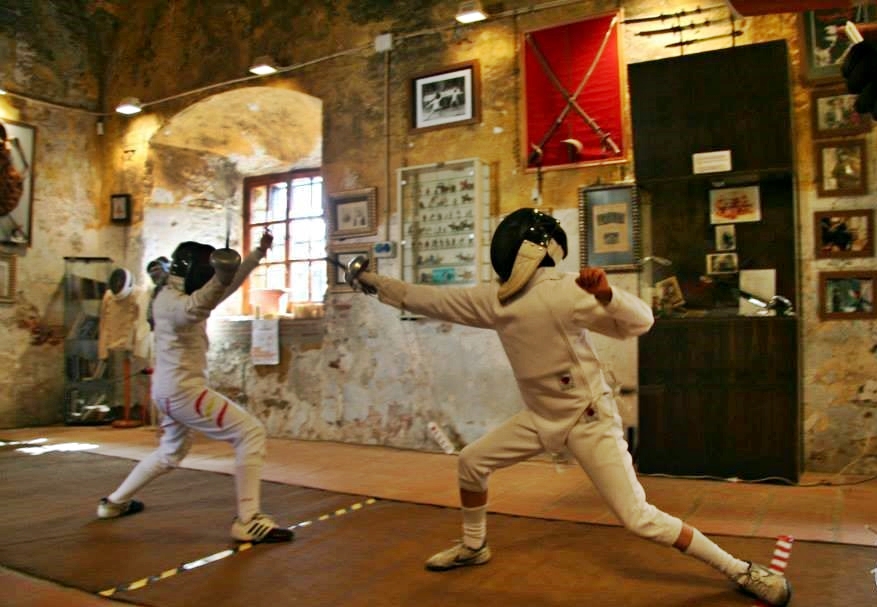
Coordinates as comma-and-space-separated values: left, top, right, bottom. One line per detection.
97, 230, 293, 543
348, 208, 790, 605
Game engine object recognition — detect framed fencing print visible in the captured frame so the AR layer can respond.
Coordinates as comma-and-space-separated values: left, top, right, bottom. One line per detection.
0, 119, 36, 245
327, 187, 377, 239
819, 270, 877, 320
578, 183, 640, 272
410, 61, 481, 133
814, 209, 874, 259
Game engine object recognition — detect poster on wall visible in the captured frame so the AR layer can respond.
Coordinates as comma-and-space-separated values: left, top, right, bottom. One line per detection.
1, 119, 35, 245
251, 318, 279, 365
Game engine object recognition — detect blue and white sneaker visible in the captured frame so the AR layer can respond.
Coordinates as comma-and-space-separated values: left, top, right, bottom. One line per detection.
425, 540, 491, 571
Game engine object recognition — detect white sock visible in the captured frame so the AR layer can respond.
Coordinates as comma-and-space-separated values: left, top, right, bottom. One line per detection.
235, 464, 262, 523
462, 505, 487, 549
109, 451, 171, 503
684, 528, 748, 578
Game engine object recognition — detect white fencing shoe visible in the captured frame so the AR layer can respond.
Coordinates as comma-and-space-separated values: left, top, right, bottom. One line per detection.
425, 541, 491, 571
97, 497, 144, 519
734, 562, 791, 606
230, 513, 294, 543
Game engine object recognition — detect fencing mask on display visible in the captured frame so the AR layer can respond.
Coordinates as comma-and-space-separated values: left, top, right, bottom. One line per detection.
108, 268, 134, 300
490, 208, 567, 302
170, 241, 216, 294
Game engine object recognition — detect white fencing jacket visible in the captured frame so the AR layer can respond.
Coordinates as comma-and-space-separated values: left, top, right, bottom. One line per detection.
151, 249, 264, 400
370, 267, 654, 452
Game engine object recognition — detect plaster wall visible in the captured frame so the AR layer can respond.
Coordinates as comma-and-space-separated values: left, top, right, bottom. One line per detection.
1, 0, 876, 473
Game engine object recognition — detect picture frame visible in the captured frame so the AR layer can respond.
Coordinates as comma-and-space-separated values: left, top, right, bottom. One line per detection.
654, 275, 685, 309
0, 251, 15, 303
577, 183, 640, 272
110, 193, 132, 224
327, 243, 373, 293
814, 209, 874, 259
327, 187, 377, 239
800, 6, 877, 83
709, 185, 762, 224
819, 270, 877, 320
815, 139, 868, 197
1, 119, 36, 246
715, 224, 737, 251
811, 86, 872, 138
410, 60, 481, 133
707, 252, 739, 275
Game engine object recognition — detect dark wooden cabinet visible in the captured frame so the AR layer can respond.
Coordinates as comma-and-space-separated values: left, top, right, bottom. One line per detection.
637, 317, 799, 482
628, 40, 792, 182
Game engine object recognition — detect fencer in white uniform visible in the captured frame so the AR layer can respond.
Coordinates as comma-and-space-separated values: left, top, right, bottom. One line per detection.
97, 231, 293, 543
353, 208, 790, 606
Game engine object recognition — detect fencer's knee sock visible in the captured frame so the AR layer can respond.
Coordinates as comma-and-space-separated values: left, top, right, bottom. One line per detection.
108, 451, 171, 503
462, 505, 487, 549
683, 528, 748, 578
235, 464, 262, 523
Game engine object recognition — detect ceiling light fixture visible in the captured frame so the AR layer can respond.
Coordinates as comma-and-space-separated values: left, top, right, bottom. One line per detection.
455, 0, 487, 24
249, 55, 278, 76
115, 97, 143, 115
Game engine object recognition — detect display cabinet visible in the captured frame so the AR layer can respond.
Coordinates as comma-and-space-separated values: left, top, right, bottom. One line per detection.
63, 256, 114, 424
398, 158, 492, 288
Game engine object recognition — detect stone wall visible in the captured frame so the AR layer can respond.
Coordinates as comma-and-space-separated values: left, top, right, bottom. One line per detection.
2, 0, 876, 473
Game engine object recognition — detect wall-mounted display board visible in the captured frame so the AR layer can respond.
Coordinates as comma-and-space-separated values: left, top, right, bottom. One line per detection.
398, 158, 492, 288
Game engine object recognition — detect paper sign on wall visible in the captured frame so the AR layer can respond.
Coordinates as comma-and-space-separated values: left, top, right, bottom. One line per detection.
251, 319, 279, 365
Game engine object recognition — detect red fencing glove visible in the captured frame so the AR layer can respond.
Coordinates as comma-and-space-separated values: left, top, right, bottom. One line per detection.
576, 267, 612, 304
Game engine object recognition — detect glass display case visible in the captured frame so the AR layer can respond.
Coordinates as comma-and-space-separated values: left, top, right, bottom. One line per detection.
398, 158, 492, 288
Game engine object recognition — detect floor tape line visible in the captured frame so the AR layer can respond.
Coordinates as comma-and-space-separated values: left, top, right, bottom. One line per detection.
97, 497, 379, 597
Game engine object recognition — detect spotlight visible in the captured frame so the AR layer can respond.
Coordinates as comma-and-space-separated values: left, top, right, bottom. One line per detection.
455, 0, 487, 24
249, 56, 278, 76
115, 97, 143, 115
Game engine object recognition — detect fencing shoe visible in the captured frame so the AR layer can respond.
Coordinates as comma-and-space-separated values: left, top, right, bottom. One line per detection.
230, 513, 294, 543
97, 497, 144, 519
734, 562, 791, 606
425, 541, 491, 571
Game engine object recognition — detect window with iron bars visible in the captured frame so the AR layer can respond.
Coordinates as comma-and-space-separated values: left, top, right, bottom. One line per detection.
243, 169, 327, 312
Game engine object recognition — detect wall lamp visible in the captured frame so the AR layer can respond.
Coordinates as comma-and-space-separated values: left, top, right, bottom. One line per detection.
248, 56, 278, 76
456, 0, 487, 24
115, 97, 143, 115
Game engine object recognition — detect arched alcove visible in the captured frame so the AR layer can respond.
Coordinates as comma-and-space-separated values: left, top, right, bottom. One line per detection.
136, 86, 323, 299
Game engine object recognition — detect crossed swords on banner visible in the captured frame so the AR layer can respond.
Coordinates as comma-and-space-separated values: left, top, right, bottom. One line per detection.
526, 14, 622, 167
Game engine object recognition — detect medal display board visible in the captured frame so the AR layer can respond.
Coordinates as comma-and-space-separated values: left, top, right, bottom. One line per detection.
398, 158, 492, 288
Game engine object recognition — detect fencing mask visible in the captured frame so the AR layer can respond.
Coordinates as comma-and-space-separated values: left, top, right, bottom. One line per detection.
170, 241, 216, 294
108, 268, 134, 301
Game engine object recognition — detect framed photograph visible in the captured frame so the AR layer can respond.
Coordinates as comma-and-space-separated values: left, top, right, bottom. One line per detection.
811, 87, 872, 138
655, 275, 685, 309
715, 224, 737, 251
801, 6, 877, 83
410, 60, 481, 133
578, 183, 640, 272
110, 193, 132, 224
707, 252, 739, 275
819, 270, 877, 320
327, 243, 373, 293
814, 209, 874, 259
1, 119, 36, 245
709, 185, 761, 224
815, 139, 868, 197
328, 187, 377, 239
0, 251, 15, 303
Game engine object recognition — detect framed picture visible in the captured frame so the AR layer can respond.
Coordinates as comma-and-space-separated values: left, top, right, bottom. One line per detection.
577, 183, 640, 272
410, 60, 481, 133
655, 275, 685, 309
800, 6, 877, 83
110, 193, 132, 224
814, 209, 874, 259
1, 119, 36, 246
715, 224, 737, 251
328, 187, 377, 239
327, 243, 373, 293
819, 270, 877, 320
0, 251, 15, 303
811, 87, 872, 138
815, 139, 868, 197
707, 252, 739, 275
709, 185, 761, 224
